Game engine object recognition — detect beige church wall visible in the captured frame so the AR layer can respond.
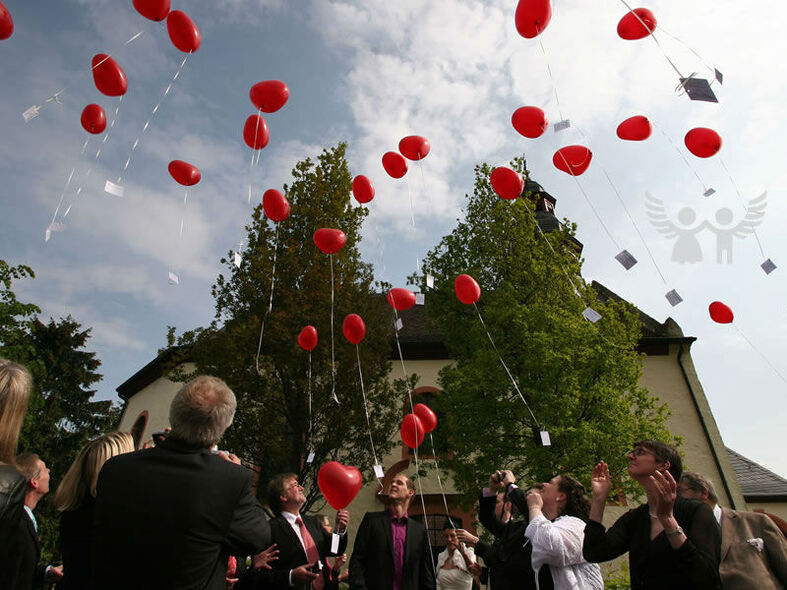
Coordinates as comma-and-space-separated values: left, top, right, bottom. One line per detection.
745, 502, 787, 522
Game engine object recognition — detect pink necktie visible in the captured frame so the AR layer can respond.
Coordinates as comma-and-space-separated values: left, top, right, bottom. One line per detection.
296, 517, 324, 590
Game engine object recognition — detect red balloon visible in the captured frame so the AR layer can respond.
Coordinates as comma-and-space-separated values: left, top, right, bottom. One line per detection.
455, 274, 481, 305
400, 413, 425, 449
617, 8, 657, 40
343, 314, 366, 345
262, 189, 290, 223
313, 228, 346, 255
684, 128, 722, 158
243, 114, 270, 150
398, 136, 430, 161
166, 10, 201, 53
709, 301, 734, 324
413, 403, 437, 434
132, 0, 170, 21
91, 54, 128, 97
318, 461, 362, 510
616, 115, 652, 141
511, 106, 548, 139
515, 0, 552, 39
0, 1, 13, 40
80, 104, 106, 134
352, 175, 375, 204
553, 145, 593, 176
387, 288, 416, 311
297, 325, 318, 351
382, 152, 408, 179
249, 80, 290, 113
490, 167, 524, 200
168, 160, 201, 186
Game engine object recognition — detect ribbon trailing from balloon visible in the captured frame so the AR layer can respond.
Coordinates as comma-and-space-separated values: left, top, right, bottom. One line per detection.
297, 325, 318, 460
717, 159, 770, 265
166, 160, 201, 285
255, 224, 281, 374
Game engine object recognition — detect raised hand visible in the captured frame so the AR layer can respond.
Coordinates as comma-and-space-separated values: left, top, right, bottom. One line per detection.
455, 529, 479, 546
647, 469, 677, 520
590, 461, 612, 499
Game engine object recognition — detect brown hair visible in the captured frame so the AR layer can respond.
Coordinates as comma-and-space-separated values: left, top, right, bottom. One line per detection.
267, 472, 298, 514
634, 439, 682, 480
557, 474, 590, 521
15, 453, 42, 482
0, 359, 32, 466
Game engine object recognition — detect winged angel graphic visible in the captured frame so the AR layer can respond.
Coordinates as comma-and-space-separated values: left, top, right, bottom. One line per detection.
646, 192, 766, 264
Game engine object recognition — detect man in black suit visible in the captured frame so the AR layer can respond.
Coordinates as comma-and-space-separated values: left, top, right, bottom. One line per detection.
242, 472, 349, 589
349, 473, 435, 590
11, 453, 63, 590
93, 375, 272, 590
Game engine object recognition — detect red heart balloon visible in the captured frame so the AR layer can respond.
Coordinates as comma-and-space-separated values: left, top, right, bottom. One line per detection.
168, 160, 201, 186
413, 403, 437, 434
167, 10, 201, 53
511, 106, 548, 139
617, 8, 657, 40
684, 127, 722, 158
515, 0, 552, 39
708, 301, 734, 324
386, 288, 416, 311
616, 115, 652, 141
318, 461, 362, 510
490, 167, 524, 200
382, 152, 408, 179
262, 189, 290, 223
313, 228, 346, 255
297, 325, 318, 351
0, 1, 14, 40
243, 114, 270, 150
249, 80, 290, 113
455, 274, 481, 305
91, 54, 128, 97
400, 413, 425, 448
398, 136, 430, 161
132, 0, 170, 21
342, 314, 366, 345
80, 104, 106, 135
352, 175, 375, 204
553, 145, 592, 176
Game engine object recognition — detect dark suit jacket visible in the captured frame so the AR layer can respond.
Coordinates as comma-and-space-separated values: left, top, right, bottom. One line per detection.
0, 464, 27, 588
9, 508, 46, 590
92, 437, 271, 590
348, 510, 435, 590
244, 512, 347, 590
719, 507, 787, 590
59, 496, 96, 590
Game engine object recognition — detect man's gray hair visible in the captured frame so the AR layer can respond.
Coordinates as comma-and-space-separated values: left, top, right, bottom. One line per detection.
679, 471, 719, 503
168, 376, 236, 448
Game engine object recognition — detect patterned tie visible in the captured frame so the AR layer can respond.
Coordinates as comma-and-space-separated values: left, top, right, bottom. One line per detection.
296, 517, 324, 590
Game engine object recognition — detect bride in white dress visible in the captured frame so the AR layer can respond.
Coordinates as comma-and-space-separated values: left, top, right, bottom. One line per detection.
435, 527, 481, 590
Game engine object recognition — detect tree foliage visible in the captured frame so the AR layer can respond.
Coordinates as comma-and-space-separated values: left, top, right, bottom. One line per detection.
415, 160, 673, 502
171, 144, 400, 510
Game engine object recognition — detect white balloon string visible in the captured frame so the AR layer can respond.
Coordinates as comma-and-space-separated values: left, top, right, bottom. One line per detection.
45, 167, 76, 241
308, 352, 313, 453
405, 173, 416, 230
472, 302, 540, 427
429, 433, 456, 529
178, 188, 188, 237
417, 155, 434, 239
655, 25, 718, 82
248, 108, 262, 204
115, 54, 189, 185
652, 122, 710, 194
255, 223, 280, 375
536, 38, 565, 123
616, 0, 685, 80
330, 255, 338, 403
356, 344, 379, 466
718, 159, 766, 257
733, 325, 787, 386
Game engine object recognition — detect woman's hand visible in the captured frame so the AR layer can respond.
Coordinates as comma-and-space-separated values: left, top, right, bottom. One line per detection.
647, 469, 677, 520
526, 489, 544, 511
590, 461, 612, 499
455, 529, 479, 546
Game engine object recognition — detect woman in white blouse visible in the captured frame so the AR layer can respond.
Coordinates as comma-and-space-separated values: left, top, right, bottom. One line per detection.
435, 526, 481, 590
525, 475, 603, 590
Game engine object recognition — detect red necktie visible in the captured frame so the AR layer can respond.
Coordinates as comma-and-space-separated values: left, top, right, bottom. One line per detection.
296, 517, 324, 590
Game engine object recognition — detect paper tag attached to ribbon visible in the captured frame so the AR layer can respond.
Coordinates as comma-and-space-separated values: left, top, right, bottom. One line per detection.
331, 533, 340, 553
395, 318, 403, 331
761, 259, 777, 275
22, 106, 41, 122
168, 272, 179, 285
703, 188, 716, 197
307, 452, 315, 464
714, 69, 724, 85
539, 431, 551, 446
426, 274, 434, 288
234, 252, 242, 268
104, 180, 125, 197
665, 289, 683, 307
582, 307, 602, 323
553, 119, 571, 132
615, 249, 638, 270
373, 464, 385, 479
415, 293, 425, 305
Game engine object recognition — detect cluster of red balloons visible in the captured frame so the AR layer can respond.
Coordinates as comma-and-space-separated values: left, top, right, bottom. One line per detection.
381, 135, 430, 179
132, 1, 200, 53
1, 1, 14, 40
400, 403, 438, 449
318, 461, 362, 509
243, 80, 289, 150
168, 160, 201, 186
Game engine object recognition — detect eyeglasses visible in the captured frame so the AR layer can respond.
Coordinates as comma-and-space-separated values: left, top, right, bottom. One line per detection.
628, 447, 656, 458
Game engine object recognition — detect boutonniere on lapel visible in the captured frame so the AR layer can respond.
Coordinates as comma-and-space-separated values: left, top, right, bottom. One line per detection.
746, 537, 764, 552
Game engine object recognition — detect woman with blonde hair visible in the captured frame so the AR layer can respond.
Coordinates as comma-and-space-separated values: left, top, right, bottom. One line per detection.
56, 431, 135, 589
0, 359, 33, 587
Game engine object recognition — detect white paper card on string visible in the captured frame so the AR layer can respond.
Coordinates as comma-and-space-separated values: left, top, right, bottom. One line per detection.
703, 188, 716, 197
415, 293, 425, 305
306, 452, 315, 464
104, 180, 124, 197
761, 259, 777, 275
553, 119, 571, 132
373, 464, 385, 479
168, 272, 179, 285
22, 106, 40, 122
540, 431, 551, 446
582, 307, 602, 323
614, 249, 638, 270
665, 289, 683, 307
395, 318, 403, 331
426, 274, 434, 289
233, 252, 242, 268
331, 534, 340, 554
714, 68, 724, 85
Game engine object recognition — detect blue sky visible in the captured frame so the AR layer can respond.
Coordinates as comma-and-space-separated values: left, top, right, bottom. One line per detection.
1, 0, 786, 476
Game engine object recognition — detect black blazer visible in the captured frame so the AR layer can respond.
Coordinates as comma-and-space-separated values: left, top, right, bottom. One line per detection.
9, 509, 46, 590
92, 437, 271, 590
0, 464, 27, 588
59, 496, 96, 590
348, 510, 435, 590
244, 512, 347, 590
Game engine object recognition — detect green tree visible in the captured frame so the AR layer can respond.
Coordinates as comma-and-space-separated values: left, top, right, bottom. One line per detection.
171, 144, 400, 510
0, 260, 40, 358
416, 160, 673, 502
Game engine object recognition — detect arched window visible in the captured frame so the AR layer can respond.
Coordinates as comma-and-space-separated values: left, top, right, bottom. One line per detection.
129, 411, 149, 449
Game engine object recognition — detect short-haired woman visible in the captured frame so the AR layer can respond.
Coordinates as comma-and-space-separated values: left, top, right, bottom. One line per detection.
436, 525, 480, 590
55, 432, 135, 589
582, 440, 722, 589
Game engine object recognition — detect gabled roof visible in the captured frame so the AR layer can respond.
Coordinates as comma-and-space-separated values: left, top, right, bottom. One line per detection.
726, 447, 787, 500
